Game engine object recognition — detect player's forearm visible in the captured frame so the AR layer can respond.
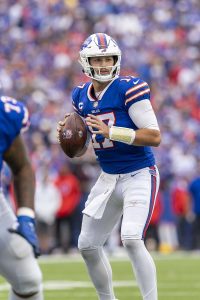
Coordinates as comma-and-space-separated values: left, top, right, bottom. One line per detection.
133, 128, 161, 147
109, 126, 161, 147
3, 135, 36, 209
13, 162, 35, 209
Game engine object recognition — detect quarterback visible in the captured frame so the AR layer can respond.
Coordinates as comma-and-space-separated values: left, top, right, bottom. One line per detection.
58, 33, 161, 300
0, 96, 43, 299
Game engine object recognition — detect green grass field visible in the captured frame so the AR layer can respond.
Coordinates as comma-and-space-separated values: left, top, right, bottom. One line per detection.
0, 252, 200, 299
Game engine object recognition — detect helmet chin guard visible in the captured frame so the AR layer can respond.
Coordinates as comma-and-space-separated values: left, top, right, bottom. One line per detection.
79, 33, 121, 82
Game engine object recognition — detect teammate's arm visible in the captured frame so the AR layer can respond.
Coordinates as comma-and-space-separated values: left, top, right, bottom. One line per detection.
3, 134, 40, 258
3, 134, 35, 209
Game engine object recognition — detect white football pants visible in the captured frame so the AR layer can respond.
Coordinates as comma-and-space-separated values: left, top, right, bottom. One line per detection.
0, 192, 43, 300
78, 166, 159, 300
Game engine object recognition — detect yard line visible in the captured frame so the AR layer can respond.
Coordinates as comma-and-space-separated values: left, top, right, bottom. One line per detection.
1, 280, 199, 292
0, 281, 199, 298
44, 280, 137, 290
0, 280, 199, 294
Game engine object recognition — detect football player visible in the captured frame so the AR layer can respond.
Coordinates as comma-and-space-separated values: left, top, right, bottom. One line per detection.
0, 96, 43, 299
58, 33, 161, 300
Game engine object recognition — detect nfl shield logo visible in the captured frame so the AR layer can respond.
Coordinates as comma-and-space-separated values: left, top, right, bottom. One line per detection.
93, 101, 98, 108
64, 129, 73, 139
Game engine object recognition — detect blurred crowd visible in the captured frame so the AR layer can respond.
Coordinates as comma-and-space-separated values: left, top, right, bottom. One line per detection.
1, 0, 200, 254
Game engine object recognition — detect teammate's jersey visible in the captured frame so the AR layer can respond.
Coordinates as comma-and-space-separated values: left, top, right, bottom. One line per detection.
72, 76, 155, 174
0, 96, 29, 173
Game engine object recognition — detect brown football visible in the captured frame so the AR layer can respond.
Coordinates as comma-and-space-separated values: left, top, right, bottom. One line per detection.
58, 112, 87, 158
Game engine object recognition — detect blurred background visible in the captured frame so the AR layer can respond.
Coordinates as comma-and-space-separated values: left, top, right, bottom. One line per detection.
1, 0, 200, 256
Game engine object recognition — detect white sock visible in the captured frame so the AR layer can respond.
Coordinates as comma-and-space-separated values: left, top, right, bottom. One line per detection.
123, 239, 157, 300
80, 247, 116, 300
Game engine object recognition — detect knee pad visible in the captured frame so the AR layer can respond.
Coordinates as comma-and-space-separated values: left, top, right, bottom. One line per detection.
121, 222, 143, 240
78, 233, 101, 264
122, 239, 143, 253
78, 232, 98, 251
78, 233, 90, 251
13, 267, 43, 296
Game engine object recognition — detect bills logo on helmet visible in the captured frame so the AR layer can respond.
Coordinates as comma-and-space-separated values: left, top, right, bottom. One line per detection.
81, 36, 93, 50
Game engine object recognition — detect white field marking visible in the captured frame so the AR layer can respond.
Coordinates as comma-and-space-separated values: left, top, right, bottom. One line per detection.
44, 280, 137, 290
0, 281, 136, 292
0, 280, 200, 291
1, 280, 198, 292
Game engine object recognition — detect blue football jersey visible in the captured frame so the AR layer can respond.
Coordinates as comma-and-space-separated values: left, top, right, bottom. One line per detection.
72, 76, 155, 174
0, 96, 29, 173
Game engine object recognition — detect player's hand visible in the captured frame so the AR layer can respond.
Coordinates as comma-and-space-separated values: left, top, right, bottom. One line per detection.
57, 113, 71, 143
57, 113, 71, 130
86, 114, 109, 138
8, 216, 40, 258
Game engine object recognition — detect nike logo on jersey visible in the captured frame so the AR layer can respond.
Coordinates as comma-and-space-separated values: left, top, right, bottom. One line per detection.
133, 79, 139, 84
131, 172, 140, 177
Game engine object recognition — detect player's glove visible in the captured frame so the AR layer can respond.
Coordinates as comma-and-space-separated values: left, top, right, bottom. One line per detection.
8, 215, 41, 258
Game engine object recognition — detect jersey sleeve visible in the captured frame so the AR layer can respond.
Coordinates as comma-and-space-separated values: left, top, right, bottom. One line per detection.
0, 96, 30, 149
128, 100, 160, 130
120, 76, 151, 110
0, 96, 29, 152
72, 87, 84, 117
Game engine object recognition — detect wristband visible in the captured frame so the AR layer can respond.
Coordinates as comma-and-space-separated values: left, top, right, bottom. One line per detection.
17, 207, 35, 218
109, 126, 136, 145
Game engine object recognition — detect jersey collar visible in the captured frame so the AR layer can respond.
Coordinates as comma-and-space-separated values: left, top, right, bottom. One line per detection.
87, 77, 117, 102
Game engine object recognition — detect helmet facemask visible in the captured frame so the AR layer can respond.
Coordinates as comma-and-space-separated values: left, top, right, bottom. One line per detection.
79, 33, 121, 82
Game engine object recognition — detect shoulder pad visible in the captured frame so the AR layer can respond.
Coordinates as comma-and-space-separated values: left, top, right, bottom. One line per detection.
72, 83, 89, 116
0, 96, 29, 132
118, 76, 150, 107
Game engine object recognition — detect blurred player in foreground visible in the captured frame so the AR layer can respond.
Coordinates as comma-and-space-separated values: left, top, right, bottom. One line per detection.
58, 33, 161, 300
0, 95, 43, 299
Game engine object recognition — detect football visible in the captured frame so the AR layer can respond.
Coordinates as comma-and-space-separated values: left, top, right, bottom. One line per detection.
58, 112, 87, 158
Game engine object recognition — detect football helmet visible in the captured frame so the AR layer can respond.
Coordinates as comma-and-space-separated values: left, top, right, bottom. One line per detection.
79, 33, 121, 82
